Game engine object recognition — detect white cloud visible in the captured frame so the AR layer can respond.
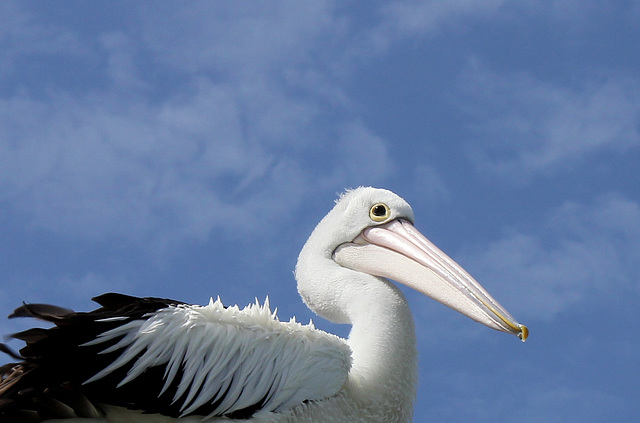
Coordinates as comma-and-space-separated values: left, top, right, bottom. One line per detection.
0, 53, 393, 252
0, 1, 458, 257
0, 2, 405, 251
375, 0, 624, 41
99, 31, 149, 90
379, 0, 507, 37
0, 85, 286, 244
456, 64, 640, 181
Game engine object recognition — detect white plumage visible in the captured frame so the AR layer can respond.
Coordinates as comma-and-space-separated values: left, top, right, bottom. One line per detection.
82, 298, 350, 418
0, 187, 527, 423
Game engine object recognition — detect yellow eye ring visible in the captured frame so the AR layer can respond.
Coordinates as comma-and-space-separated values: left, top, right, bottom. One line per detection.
369, 203, 390, 222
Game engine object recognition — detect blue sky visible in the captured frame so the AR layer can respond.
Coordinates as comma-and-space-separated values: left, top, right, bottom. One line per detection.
1, 1, 639, 422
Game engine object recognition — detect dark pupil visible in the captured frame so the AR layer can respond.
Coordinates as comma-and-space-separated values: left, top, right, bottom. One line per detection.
373, 205, 386, 216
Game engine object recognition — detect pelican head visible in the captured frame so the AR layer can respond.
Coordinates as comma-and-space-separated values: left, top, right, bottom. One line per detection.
295, 187, 527, 340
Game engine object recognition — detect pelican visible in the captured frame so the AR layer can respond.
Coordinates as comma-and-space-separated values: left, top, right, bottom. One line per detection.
0, 187, 527, 422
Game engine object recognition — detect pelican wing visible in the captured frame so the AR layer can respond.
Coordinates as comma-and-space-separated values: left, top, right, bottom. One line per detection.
0, 293, 351, 421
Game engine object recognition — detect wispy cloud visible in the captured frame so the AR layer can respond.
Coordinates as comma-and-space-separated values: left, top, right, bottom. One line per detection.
456, 63, 640, 181
380, 0, 508, 37
376, 0, 623, 40
136, 1, 341, 77
0, 3, 396, 249
99, 31, 150, 90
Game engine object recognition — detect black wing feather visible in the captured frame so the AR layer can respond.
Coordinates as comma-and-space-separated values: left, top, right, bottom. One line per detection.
0, 293, 184, 422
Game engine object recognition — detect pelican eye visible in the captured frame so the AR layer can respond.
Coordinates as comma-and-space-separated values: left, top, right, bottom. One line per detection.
369, 203, 390, 222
